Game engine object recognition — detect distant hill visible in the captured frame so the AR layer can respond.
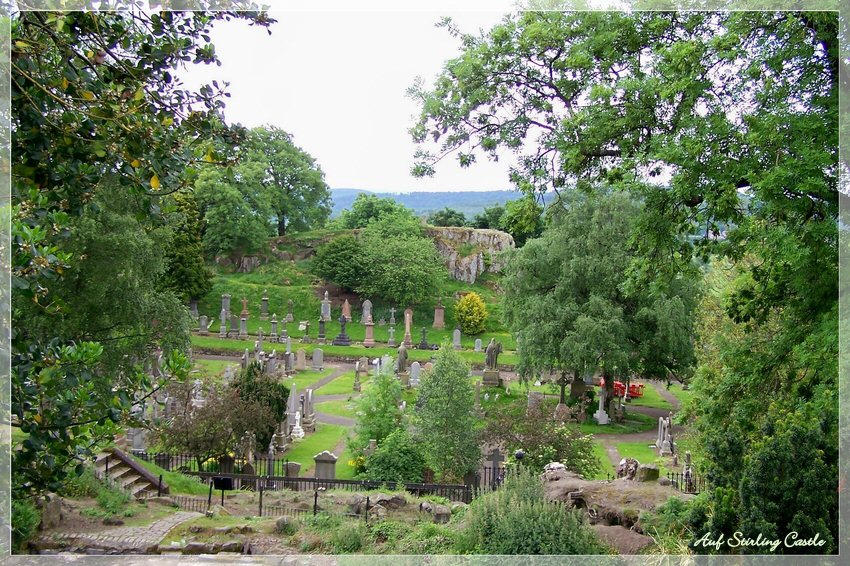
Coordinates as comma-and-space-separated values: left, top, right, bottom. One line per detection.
330, 188, 523, 218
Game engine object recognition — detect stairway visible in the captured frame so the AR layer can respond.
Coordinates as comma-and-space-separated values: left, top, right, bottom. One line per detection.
93, 448, 169, 499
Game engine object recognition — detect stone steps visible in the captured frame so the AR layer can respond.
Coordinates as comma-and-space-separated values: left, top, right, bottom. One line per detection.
94, 449, 167, 499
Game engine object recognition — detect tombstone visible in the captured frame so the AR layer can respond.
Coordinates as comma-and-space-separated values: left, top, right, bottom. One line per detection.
418, 327, 430, 350
378, 317, 386, 326
363, 439, 378, 457
290, 412, 305, 440
224, 365, 234, 383
660, 416, 674, 455
360, 299, 373, 324
270, 314, 279, 340
452, 327, 462, 350
314, 451, 338, 479
487, 448, 506, 475
189, 300, 199, 320
284, 461, 302, 477
240, 296, 250, 319
387, 326, 396, 347
317, 318, 326, 344
363, 314, 376, 347
320, 291, 332, 321
656, 417, 665, 449
312, 348, 324, 371
280, 327, 289, 343
198, 315, 208, 335
484, 393, 490, 402
527, 391, 544, 411
424, 362, 434, 373
302, 390, 316, 432
219, 309, 228, 337
295, 349, 307, 371
260, 289, 269, 320
593, 389, 610, 425
432, 299, 445, 329
389, 307, 397, 325
300, 321, 311, 343
482, 338, 502, 386
221, 293, 231, 316
286, 299, 295, 323
358, 357, 370, 377
239, 317, 248, 339
410, 361, 421, 387
287, 352, 295, 373
569, 377, 587, 399
332, 314, 352, 346
474, 338, 482, 352
474, 381, 483, 414
353, 370, 362, 392
218, 455, 235, 475
402, 308, 413, 347
342, 299, 352, 322
286, 336, 292, 355
230, 314, 239, 336
128, 427, 146, 451
267, 351, 278, 375
241, 349, 249, 370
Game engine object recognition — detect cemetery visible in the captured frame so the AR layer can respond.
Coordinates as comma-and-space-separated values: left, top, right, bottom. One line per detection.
9, 6, 838, 560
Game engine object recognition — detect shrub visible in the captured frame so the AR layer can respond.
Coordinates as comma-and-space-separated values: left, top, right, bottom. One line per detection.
454, 292, 488, 335
397, 522, 457, 554
12, 498, 41, 553
96, 482, 131, 515
364, 428, 426, 483
274, 516, 299, 536
60, 468, 101, 498
330, 522, 366, 553
368, 520, 408, 545
312, 234, 367, 291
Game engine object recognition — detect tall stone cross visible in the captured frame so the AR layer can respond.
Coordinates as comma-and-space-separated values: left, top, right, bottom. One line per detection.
488, 448, 505, 469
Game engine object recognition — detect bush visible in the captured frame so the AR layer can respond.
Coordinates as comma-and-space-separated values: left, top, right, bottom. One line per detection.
454, 292, 488, 335
61, 468, 101, 498
312, 234, 367, 291
397, 522, 457, 554
12, 498, 41, 553
364, 429, 426, 483
330, 522, 366, 553
274, 516, 299, 536
368, 519, 408, 545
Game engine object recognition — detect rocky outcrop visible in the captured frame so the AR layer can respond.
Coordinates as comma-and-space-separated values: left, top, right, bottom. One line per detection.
425, 227, 515, 283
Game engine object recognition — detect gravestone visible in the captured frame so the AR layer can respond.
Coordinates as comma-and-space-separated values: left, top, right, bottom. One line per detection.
378, 317, 386, 326
432, 299, 445, 329
287, 352, 295, 373
218, 455, 235, 474
221, 293, 231, 316
198, 315, 208, 335
424, 362, 434, 373
358, 357, 370, 378
363, 314, 376, 348
452, 328, 462, 350
569, 377, 587, 399
230, 314, 239, 336
474, 338, 482, 352
593, 389, 610, 425
240, 296, 250, 319
314, 451, 338, 479
320, 290, 331, 321
410, 361, 421, 387
527, 391, 544, 411
387, 326, 396, 347
219, 309, 227, 337
290, 412, 305, 440
239, 317, 248, 339
189, 300, 199, 320
360, 299, 373, 324
353, 370, 361, 392
270, 314, 278, 340
286, 299, 294, 323
280, 327, 289, 343
402, 308, 413, 347
286, 336, 292, 355
317, 319, 326, 344
418, 327, 430, 350
487, 448, 505, 473
332, 314, 352, 346
389, 307, 397, 325
312, 348, 324, 371
284, 461, 302, 477
296, 349, 307, 371
474, 381, 483, 414
260, 289, 269, 320
300, 321, 311, 343
303, 390, 316, 432
482, 338, 502, 386
342, 299, 352, 322
241, 349, 249, 370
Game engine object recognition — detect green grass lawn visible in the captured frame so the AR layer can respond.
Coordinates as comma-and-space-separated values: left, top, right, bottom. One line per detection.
614, 441, 673, 475
590, 441, 615, 479
314, 398, 358, 419
133, 457, 211, 496
627, 381, 673, 411
282, 423, 353, 477
313, 370, 367, 395
667, 382, 695, 408
580, 410, 656, 435
281, 367, 337, 392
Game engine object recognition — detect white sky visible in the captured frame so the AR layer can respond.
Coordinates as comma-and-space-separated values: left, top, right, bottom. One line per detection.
181, 10, 517, 193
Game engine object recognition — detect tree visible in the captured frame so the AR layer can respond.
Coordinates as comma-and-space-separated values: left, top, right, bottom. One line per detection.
351, 362, 403, 452
454, 292, 488, 335
243, 126, 331, 236
413, 11, 838, 549
356, 212, 446, 306
161, 190, 214, 302
471, 204, 505, 229
502, 191, 699, 405
428, 207, 467, 227
414, 344, 481, 481
11, 8, 274, 495
312, 234, 368, 291
499, 195, 544, 247
364, 428, 426, 483
337, 193, 414, 229
230, 361, 290, 448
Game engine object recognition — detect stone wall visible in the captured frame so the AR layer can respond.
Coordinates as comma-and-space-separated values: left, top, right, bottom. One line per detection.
425, 227, 515, 283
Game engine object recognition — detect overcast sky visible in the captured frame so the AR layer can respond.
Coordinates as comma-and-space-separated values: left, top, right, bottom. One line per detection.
181, 10, 518, 193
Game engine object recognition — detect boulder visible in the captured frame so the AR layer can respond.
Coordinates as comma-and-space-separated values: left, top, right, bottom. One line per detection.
275, 516, 297, 535
205, 504, 230, 518
373, 492, 406, 509
220, 540, 243, 553
658, 476, 672, 486
450, 502, 468, 514
182, 541, 215, 555
635, 464, 660, 482
420, 501, 451, 524
146, 496, 177, 507
368, 503, 387, 520
102, 517, 124, 526
543, 462, 566, 472
37, 493, 63, 530
349, 494, 367, 515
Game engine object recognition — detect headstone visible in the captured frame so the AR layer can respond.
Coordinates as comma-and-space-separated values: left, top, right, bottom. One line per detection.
198, 315, 208, 335
287, 352, 295, 373
230, 314, 239, 336
300, 321, 311, 343
284, 461, 301, 477
221, 294, 231, 316
219, 309, 227, 337
353, 370, 362, 392
286, 299, 294, 323
296, 349, 307, 371
342, 299, 352, 322
240, 296, 250, 319
397, 343, 409, 373
387, 326, 396, 347
303, 390, 316, 432
218, 455, 235, 474
487, 448, 505, 471
358, 357, 370, 377
402, 308, 413, 347
452, 327, 462, 350
418, 327, 430, 350
290, 412, 305, 440
314, 451, 338, 479
317, 318, 326, 344
360, 299, 372, 324
260, 289, 269, 320
270, 314, 278, 340
410, 361, 421, 387
527, 391, 544, 411
332, 314, 352, 346
364, 439, 378, 457
474, 338, 482, 352
189, 300, 199, 320
432, 299, 445, 329
312, 348, 324, 370
286, 336, 292, 355
389, 307, 397, 325
241, 349, 249, 370
319, 291, 331, 323
474, 381, 483, 414
424, 362, 434, 373
593, 389, 610, 425
280, 327, 289, 343
239, 317, 248, 339
569, 377, 587, 399
363, 314, 376, 348
378, 317, 386, 326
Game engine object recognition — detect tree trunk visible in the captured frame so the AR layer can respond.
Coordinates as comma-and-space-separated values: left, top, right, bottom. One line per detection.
277, 217, 287, 236
559, 371, 567, 404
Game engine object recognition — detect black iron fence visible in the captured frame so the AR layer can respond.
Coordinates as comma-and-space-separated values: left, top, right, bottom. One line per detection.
168, 495, 210, 514
131, 451, 295, 476
667, 471, 705, 494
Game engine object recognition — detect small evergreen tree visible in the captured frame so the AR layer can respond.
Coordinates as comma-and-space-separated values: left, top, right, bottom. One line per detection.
454, 292, 489, 335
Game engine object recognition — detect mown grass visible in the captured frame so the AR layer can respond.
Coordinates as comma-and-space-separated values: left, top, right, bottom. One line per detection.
314, 399, 358, 419
627, 381, 673, 411
614, 441, 673, 475
313, 371, 367, 395
133, 458, 211, 496
282, 423, 353, 478
580, 410, 656, 435
666, 382, 694, 409
590, 441, 615, 479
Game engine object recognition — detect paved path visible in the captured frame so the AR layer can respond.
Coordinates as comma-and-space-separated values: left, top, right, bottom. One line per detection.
650, 380, 681, 410
306, 365, 350, 391
37, 511, 201, 553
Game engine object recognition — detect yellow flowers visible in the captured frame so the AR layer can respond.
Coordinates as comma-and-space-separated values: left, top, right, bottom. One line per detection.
81, 91, 95, 101
150, 175, 161, 190
130, 159, 141, 168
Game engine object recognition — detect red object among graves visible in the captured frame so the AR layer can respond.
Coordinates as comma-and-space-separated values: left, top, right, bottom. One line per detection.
599, 378, 645, 398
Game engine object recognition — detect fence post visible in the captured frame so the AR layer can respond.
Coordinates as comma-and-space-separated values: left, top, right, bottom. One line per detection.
259, 485, 264, 517
207, 480, 213, 510
158, 475, 163, 497
365, 496, 369, 522
313, 490, 318, 516
105, 455, 109, 478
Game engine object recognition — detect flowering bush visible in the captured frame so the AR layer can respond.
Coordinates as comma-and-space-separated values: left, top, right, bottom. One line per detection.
454, 292, 488, 335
